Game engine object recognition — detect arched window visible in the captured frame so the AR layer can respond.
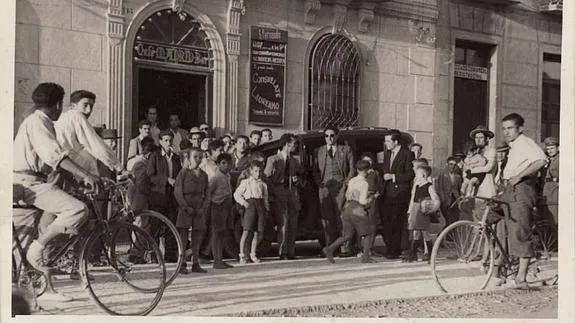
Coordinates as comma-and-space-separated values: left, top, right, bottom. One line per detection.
308, 33, 360, 130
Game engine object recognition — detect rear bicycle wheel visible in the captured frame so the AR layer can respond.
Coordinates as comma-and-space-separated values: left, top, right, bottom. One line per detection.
430, 220, 495, 293
134, 210, 184, 286
79, 223, 166, 316
530, 220, 558, 286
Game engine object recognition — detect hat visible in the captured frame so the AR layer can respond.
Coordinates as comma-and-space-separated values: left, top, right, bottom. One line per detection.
469, 125, 494, 139
100, 129, 121, 139
189, 127, 203, 135
496, 143, 510, 153
543, 136, 559, 147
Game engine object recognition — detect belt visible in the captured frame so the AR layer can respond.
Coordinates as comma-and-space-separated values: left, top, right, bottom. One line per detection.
501, 176, 538, 187
545, 178, 558, 183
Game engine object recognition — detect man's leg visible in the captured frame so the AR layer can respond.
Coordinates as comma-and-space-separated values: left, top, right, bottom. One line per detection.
319, 186, 335, 247
190, 229, 207, 273
287, 194, 299, 258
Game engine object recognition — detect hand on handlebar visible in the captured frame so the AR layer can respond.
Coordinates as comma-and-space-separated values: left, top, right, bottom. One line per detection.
82, 173, 102, 195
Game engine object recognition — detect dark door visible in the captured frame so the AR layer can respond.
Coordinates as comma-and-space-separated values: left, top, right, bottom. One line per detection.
134, 68, 208, 137
453, 78, 488, 153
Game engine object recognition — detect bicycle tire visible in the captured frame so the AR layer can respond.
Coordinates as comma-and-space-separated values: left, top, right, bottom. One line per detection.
79, 222, 166, 316
133, 210, 184, 286
430, 220, 495, 293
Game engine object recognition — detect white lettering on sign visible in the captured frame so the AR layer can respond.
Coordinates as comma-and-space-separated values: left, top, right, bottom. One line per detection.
454, 64, 488, 81
134, 42, 210, 67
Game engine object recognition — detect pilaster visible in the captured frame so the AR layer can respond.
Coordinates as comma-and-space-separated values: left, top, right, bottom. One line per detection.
358, 1, 377, 33
226, 0, 245, 134
305, 0, 322, 25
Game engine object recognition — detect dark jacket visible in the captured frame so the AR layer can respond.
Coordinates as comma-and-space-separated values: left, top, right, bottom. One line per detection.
146, 149, 182, 207
435, 167, 463, 207
314, 144, 355, 185
381, 146, 415, 201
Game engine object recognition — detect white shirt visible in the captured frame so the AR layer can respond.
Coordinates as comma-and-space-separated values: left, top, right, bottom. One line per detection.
234, 177, 270, 210
345, 175, 369, 205
55, 109, 123, 172
503, 134, 547, 180
14, 110, 69, 182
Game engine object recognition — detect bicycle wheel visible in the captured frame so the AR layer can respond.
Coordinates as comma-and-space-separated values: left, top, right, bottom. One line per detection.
79, 222, 166, 316
530, 220, 558, 286
133, 210, 184, 286
430, 220, 495, 293
532, 220, 558, 257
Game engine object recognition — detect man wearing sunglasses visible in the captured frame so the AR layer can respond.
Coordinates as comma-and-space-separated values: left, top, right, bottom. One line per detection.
314, 126, 355, 251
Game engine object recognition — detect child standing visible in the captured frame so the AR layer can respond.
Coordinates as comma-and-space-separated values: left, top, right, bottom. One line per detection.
173, 147, 210, 274
207, 153, 235, 269
461, 141, 488, 197
234, 160, 270, 264
322, 160, 376, 264
405, 165, 440, 263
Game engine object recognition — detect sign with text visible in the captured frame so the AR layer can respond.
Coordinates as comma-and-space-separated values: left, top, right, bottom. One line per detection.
134, 41, 211, 68
249, 26, 288, 126
454, 64, 488, 81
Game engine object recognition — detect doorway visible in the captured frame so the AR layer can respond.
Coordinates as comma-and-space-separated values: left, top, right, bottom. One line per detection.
133, 67, 211, 137
452, 40, 493, 154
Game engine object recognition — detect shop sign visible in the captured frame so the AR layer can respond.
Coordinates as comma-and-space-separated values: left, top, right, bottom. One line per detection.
454, 64, 488, 81
133, 41, 210, 68
249, 26, 288, 126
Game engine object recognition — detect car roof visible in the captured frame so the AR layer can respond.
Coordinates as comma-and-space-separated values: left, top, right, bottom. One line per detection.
252, 127, 414, 155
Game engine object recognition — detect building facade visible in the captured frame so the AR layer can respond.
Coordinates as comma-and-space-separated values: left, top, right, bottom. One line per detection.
14, 0, 563, 164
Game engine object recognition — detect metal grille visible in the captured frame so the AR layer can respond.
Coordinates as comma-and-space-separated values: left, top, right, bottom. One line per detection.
308, 33, 360, 130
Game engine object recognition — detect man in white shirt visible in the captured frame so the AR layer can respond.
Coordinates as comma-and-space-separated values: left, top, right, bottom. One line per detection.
499, 113, 547, 289
168, 113, 189, 154
54, 90, 124, 177
14, 83, 100, 301
128, 120, 152, 161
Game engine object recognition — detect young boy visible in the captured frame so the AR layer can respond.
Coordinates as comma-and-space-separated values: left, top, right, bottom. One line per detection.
207, 153, 235, 269
461, 141, 488, 197
322, 160, 376, 264
234, 160, 270, 264
174, 146, 210, 274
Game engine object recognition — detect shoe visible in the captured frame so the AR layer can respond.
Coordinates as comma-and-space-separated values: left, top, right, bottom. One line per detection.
213, 261, 234, 269
191, 263, 207, 273
239, 255, 247, 265
510, 279, 531, 290
38, 291, 73, 302
249, 254, 261, 263
69, 271, 94, 281
322, 248, 335, 264
179, 266, 190, 275
27, 241, 52, 273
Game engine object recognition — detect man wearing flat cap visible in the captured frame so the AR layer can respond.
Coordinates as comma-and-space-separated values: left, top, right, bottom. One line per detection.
540, 137, 559, 225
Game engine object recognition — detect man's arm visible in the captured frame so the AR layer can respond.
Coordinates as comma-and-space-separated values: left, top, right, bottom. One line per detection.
173, 171, 191, 209
233, 179, 249, 207
510, 159, 548, 186
73, 113, 123, 172
346, 146, 356, 180
127, 138, 138, 161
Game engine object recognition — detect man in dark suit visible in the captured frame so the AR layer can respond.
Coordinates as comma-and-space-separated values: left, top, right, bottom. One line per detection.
147, 129, 182, 262
435, 156, 463, 227
314, 126, 355, 250
380, 129, 414, 259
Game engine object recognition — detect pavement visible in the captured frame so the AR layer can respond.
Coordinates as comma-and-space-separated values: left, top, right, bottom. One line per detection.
33, 241, 557, 316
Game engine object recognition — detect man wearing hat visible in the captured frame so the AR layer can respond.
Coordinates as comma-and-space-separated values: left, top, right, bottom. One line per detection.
540, 137, 559, 224
189, 126, 205, 149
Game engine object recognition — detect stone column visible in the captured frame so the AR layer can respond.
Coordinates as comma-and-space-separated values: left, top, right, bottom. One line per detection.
107, 0, 126, 164
226, 0, 245, 135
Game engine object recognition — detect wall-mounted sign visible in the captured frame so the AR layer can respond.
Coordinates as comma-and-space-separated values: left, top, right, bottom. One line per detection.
454, 64, 488, 81
134, 41, 211, 68
249, 26, 288, 126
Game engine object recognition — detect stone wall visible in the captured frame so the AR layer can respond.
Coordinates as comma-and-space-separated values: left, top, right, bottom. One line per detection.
15, 0, 109, 136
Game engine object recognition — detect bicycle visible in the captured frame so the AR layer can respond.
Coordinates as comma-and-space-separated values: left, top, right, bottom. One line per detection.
12, 180, 167, 316
105, 177, 184, 286
430, 195, 558, 294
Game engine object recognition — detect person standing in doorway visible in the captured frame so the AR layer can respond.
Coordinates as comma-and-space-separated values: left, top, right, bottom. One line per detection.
435, 156, 463, 227
498, 113, 547, 288
168, 114, 189, 155
540, 137, 559, 225
313, 126, 355, 251
146, 106, 161, 145
380, 129, 414, 259
265, 134, 303, 260
128, 120, 152, 161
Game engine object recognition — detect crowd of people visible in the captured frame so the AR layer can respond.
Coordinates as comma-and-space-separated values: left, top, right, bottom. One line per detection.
13, 83, 560, 303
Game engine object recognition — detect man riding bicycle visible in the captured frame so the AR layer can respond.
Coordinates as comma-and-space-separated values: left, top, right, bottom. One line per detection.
13, 83, 101, 301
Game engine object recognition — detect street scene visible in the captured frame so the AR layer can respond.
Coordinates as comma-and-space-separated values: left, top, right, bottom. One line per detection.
10, 0, 565, 319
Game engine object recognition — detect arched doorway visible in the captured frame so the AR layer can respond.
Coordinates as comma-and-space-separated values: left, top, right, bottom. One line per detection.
307, 33, 361, 130
130, 8, 213, 135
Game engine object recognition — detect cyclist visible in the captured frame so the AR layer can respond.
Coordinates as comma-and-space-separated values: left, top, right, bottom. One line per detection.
13, 83, 101, 301
499, 113, 547, 289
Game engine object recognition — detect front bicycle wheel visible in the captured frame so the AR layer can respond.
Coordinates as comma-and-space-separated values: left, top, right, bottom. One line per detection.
430, 220, 495, 293
132, 210, 184, 286
79, 222, 166, 316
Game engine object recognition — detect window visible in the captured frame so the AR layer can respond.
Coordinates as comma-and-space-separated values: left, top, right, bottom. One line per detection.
308, 33, 360, 130
541, 53, 561, 140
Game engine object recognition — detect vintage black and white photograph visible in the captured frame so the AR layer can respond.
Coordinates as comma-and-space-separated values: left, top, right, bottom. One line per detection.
5, 0, 573, 319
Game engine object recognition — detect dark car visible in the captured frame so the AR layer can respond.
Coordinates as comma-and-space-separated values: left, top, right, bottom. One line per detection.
229, 127, 413, 254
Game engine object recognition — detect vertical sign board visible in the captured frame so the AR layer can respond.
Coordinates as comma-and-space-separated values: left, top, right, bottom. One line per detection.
249, 26, 288, 126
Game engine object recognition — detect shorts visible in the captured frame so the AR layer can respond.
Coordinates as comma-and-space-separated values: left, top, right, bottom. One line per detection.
242, 198, 266, 233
